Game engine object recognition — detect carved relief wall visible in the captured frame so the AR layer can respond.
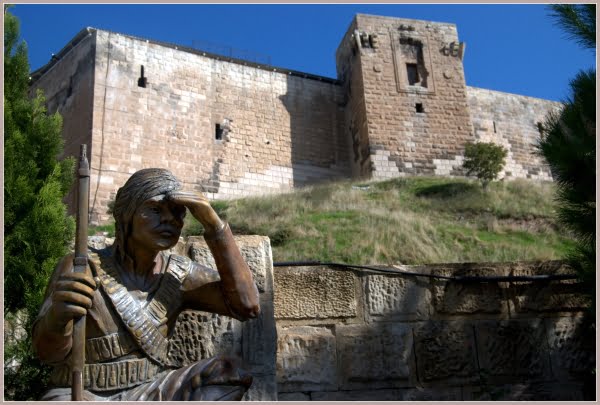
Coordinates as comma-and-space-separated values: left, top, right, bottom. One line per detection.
274, 261, 594, 400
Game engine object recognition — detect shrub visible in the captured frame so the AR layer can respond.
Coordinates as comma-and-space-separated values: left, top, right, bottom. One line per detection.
4, 7, 74, 400
462, 142, 508, 190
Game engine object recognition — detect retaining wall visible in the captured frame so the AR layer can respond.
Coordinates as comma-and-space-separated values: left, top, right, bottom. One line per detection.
273, 261, 594, 400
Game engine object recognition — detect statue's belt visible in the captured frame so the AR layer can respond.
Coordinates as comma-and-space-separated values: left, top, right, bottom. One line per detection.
85, 332, 137, 363
50, 357, 164, 392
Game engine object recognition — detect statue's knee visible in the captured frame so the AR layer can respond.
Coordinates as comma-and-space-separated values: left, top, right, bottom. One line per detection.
180, 357, 252, 401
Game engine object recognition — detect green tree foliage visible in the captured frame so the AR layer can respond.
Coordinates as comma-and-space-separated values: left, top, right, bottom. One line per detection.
4, 7, 75, 400
539, 4, 595, 310
462, 142, 508, 190
549, 4, 595, 50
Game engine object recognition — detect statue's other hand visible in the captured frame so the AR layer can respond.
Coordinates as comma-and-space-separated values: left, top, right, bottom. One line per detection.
47, 271, 96, 333
168, 190, 224, 232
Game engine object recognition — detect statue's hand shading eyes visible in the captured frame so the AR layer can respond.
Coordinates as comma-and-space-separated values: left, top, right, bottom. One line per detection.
168, 190, 224, 233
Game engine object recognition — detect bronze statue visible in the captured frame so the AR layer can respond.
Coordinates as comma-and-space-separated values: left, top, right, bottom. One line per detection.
32, 168, 260, 401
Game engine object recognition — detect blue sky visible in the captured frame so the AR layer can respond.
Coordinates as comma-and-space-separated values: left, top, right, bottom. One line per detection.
9, 4, 596, 102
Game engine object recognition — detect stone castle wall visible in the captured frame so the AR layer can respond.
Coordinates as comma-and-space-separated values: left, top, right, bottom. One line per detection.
87, 30, 349, 223
29, 28, 97, 214
466, 86, 562, 181
34, 29, 351, 224
30, 14, 564, 224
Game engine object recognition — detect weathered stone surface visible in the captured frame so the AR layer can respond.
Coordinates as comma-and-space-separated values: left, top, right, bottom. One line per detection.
463, 382, 586, 401
475, 319, 550, 380
413, 321, 479, 384
186, 235, 271, 293
467, 87, 558, 181
277, 392, 311, 401
243, 298, 276, 373
311, 389, 400, 401
274, 266, 357, 320
337, 323, 414, 389
311, 386, 462, 401
430, 263, 509, 315
545, 316, 596, 378
276, 326, 337, 392
365, 273, 430, 321
507, 261, 589, 313
242, 374, 278, 401
397, 387, 462, 400
168, 311, 240, 367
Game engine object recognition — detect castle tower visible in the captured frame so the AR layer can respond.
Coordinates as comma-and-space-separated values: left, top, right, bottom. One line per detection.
336, 14, 474, 179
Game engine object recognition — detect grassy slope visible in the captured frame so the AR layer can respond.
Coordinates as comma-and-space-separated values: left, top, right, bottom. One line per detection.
179, 176, 575, 265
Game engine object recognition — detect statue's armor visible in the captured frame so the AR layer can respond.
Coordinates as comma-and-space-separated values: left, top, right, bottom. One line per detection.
47, 248, 193, 392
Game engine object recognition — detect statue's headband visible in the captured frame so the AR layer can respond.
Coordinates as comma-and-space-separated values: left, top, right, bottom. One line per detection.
113, 168, 182, 224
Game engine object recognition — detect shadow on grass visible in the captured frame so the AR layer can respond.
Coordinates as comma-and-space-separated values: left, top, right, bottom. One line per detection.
415, 182, 480, 199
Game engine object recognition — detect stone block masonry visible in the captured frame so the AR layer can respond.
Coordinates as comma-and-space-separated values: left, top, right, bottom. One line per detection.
86, 30, 349, 223
31, 13, 562, 224
274, 260, 594, 400
467, 86, 562, 181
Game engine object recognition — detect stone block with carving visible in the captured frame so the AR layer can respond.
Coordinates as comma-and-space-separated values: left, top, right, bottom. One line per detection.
506, 261, 590, 314
365, 272, 431, 321
430, 263, 509, 316
413, 321, 479, 385
276, 326, 338, 392
475, 319, 551, 382
545, 316, 595, 379
274, 266, 357, 320
167, 311, 241, 367
463, 382, 586, 401
337, 323, 415, 390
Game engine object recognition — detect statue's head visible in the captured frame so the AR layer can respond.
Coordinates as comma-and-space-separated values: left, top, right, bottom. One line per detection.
113, 168, 185, 260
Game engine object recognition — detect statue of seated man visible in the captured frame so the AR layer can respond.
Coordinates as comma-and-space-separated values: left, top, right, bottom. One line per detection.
32, 168, 260, 401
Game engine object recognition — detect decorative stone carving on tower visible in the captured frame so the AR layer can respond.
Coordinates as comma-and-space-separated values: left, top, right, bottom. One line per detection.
442, 41, 466, 60
353, 30, 379, 50
390, 26, 436, 94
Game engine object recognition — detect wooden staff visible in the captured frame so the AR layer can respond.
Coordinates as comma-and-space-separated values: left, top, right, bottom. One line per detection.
71, 144, 90, 401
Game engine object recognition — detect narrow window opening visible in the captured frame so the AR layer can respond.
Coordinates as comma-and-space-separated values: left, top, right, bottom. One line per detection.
67, 76, 73, 97
137, 65, 147, 88
493, 121, 497, 133
415, 103, 424, 113
537, 122, 544, 135
215, 124, 224, 141
406, 63, 419, 85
